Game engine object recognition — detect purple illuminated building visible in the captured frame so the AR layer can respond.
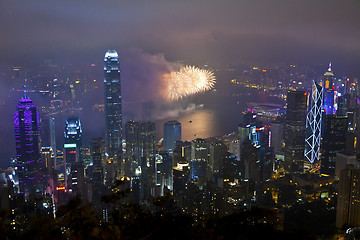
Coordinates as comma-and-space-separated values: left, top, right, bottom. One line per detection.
14, 90, 42, 197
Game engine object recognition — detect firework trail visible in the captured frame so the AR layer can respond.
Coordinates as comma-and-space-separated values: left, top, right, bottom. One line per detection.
163, 65, 216, 101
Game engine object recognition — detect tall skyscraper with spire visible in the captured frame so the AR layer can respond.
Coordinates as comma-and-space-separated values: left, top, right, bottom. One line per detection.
304, 80, 323, 166
64, 117, 82, 167
323, 63, 336, 115
104, 50, 122, 179
14, 87, 42, 197
323, 63, 334, 90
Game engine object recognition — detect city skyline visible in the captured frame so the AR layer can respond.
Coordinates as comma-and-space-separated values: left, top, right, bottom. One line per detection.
0, 2, 360, 238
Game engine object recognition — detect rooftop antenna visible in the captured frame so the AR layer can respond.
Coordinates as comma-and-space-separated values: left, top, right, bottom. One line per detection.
24, 79, 27, 98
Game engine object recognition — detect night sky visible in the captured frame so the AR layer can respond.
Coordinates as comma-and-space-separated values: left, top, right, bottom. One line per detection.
1, 0, 359, 73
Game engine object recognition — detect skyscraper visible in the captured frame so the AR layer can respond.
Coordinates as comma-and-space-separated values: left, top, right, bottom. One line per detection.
270, 118, 284, 151
304, 80, 323, 165
190, 138, 209, 186
336, 164, 360, 228
209, 139, 227, 176
39, 115, 51, 147
323, 63, 336, 115
64, 117, 83, 192
124, 121, 156, 200
321, 115, 348, 176
163, 120, 181, 153
284, 90, 307, 173
104, 50, 122, 178
323, 63, 335, 91
139, 122, 156, 199
64, 117, 82, 166
14, 90, 42, 196
139, 122, 156, 170
91, 137, 105, 196
49, 115, 56, 157
125, 120, 140, 177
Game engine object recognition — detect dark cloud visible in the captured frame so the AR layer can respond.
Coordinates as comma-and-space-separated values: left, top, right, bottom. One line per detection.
0, 0, 359, 72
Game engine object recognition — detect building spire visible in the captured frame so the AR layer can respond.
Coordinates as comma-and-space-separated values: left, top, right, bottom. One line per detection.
328, 63, 332, 71
24, 84, 27, 98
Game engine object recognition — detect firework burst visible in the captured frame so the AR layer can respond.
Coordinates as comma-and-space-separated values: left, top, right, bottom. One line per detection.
163, 65, 216, 101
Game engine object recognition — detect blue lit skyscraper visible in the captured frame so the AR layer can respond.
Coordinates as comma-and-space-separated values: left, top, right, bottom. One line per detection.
64, 117, 82, 165
305, 80, 323, 165
323, 63, 335, 90
163, 120, 181, 153
14, 90, 42, 196
104, 50, 122, 178
63, 117, 84, 195
323, 63, 336, 115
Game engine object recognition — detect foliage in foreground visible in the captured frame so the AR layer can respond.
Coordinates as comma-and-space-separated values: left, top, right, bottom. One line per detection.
0, 181, 337, 240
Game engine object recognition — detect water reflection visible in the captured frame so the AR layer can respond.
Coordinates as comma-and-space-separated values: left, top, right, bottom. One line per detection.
156, 108, 219, 141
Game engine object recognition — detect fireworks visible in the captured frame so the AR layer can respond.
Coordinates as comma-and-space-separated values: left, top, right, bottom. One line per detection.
163, 65, 216, 101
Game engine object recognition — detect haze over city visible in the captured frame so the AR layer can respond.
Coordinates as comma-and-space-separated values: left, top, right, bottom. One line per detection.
0, 1, 360, 239
1, 0, 359, 73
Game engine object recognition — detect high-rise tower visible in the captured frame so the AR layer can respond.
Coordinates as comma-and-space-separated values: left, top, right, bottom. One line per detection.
284, 90, 307, 173
321, 115, 348, 176
323, 63, 336, 115
125, 120, 140, 177
104, 50, 122, 178
336, 164, 360, 228
64, 117, 82, 166
304, 80, 323, 165
139, 122, 156, 200
63, 117, 83, 193
91, 137, 105, 196
14, 89, 42, 196
323, 63, 334, 91
163, 120, 181, 153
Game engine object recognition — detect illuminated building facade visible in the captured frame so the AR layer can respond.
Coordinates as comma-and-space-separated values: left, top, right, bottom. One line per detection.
50, 115, 56, 157
64, 117, 83, 192
104, 50, 122, 178
14, 91, 42, 196
154, 151, 172, 196
323, 63, 334, 90
304, 80, 323, 165
249, 125, 270, 148
323, 63, 337, 115
64, 117, 82, 166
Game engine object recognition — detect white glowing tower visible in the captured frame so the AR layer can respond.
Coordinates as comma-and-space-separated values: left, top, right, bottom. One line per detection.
305, 80, 323, 163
